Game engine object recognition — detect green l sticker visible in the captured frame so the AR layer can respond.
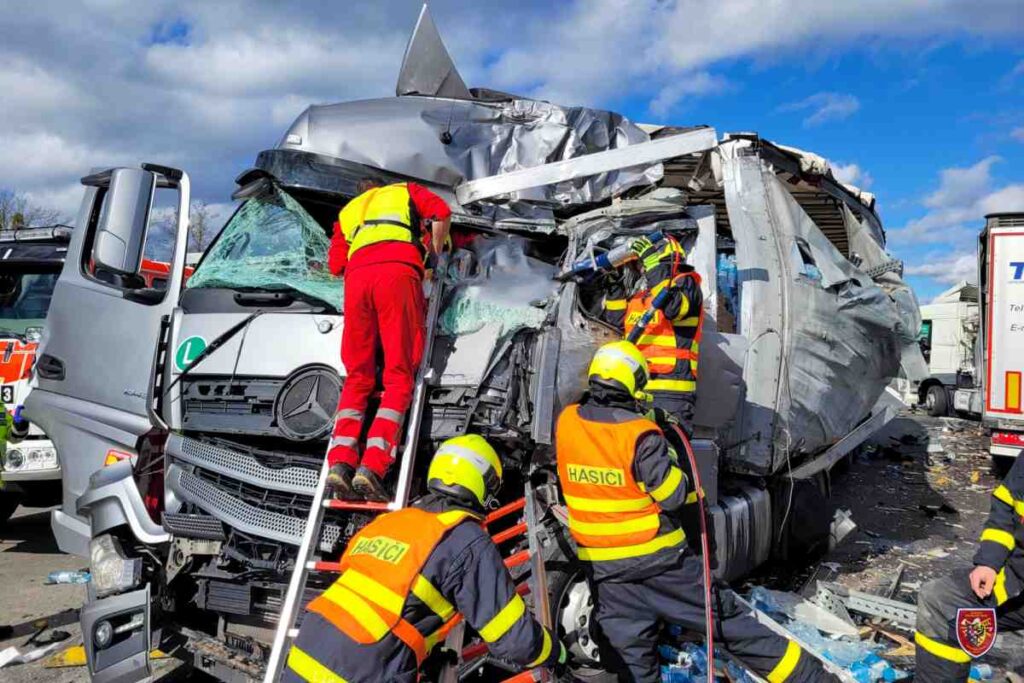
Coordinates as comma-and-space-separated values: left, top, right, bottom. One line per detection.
175, 336, 207, 371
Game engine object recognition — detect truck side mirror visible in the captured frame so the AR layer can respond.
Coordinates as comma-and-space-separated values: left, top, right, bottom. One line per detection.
92, 168, 157, 275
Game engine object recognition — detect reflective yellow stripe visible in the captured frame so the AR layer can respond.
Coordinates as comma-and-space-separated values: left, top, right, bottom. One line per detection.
636, 334, 677, 347
651, 466, 683, 503
412, 575, 455, 621
528, 628, 553, 667
981, 527, 1016, 551
647, 378, 697, 393
603, 298, 627, 311
914, 632, 971, 663
287, 645, 348, 683
994, 484, 1015, 507
766, 640, 801, 683
322, 583, 390, 639
437, 510, 476, 526
577, 528, 685, 562
994, 569, 1009, 606
564, 493, 653, 513
675, 316, 700, 327
568, 512, 661, 536
685, 490, 699, 505
479, 594, 526, 643
338, 570, 404, 616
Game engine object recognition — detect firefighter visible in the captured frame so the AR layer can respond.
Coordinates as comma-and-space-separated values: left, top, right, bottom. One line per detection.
326, 179, 452, 500
600, 235, 703, 436
284, 434, 565, 682
914, 455, 1024, 681
555, 341, 835, 683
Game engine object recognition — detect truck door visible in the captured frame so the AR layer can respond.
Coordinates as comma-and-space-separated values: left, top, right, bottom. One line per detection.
26, 165, 191, 556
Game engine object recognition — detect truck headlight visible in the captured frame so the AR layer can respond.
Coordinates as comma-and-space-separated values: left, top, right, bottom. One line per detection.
2, 446, 57, 472
5, 448, 24, 470
90, 535, 142, 598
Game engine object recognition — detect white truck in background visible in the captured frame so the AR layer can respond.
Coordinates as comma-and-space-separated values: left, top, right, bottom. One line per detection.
915, 281, 981, 418
980, 213, 1024, 461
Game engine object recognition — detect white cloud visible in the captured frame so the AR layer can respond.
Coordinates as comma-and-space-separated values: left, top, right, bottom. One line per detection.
779, 92, 861, 127
1, 0, 1022, 220
905, 253, 978, 288
649, 72, 731, 117
830, 161, 874, 190
892, 157, 1024, 288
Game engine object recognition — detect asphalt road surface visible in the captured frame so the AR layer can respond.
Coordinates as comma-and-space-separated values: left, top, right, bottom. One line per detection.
0, 505, 188, 682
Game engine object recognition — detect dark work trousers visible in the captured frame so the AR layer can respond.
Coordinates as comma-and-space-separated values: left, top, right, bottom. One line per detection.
652, 391, 695, 438
591, 552, 835, 683
915, 567, 1024, 682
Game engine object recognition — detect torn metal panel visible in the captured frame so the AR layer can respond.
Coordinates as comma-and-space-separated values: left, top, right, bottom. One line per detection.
277, 96, 660, 223
455, 127, 717, 205
396, 5, 471, 99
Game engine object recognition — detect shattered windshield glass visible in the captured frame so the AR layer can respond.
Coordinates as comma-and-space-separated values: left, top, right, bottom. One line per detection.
186, 186, 343, 309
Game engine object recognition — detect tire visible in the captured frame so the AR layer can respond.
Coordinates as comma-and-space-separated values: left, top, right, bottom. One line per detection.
926, 385, 948, 417
0, 491, 23, 526
547, 567, 617, 683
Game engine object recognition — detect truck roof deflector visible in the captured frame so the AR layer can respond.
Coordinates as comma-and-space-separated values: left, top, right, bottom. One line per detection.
455, 127, 718, 205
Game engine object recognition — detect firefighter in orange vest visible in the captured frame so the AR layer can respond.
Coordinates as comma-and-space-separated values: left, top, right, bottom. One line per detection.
285, 434, 566, 682
600, 235, 703, 437
325, 179, 452, 501
555, 342, 834, 683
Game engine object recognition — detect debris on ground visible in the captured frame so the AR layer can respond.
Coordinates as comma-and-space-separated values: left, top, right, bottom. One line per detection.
43, 571, 89, 586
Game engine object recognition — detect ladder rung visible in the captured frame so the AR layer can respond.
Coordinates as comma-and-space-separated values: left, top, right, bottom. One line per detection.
323, 499, 391, 512
484, 498, 526, 526
503, 550, 531, 569
309, 561, 344, 572
491, 521, 528, 544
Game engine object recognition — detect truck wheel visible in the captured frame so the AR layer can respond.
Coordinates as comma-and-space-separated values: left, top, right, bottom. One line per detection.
547, 567, 617, 683
0, 491, 22, 526
925, 385, 948, 417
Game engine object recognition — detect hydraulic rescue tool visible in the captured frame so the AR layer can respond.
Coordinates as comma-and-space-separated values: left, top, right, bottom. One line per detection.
556, 229, 666, 281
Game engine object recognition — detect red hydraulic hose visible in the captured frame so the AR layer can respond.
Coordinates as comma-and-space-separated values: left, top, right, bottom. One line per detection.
671, 424, 714, 683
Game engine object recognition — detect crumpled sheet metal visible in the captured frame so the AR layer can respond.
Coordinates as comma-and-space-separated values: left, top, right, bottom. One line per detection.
721, 144, 905, 475
278, 96, 660, 220
439, 237, 556, 337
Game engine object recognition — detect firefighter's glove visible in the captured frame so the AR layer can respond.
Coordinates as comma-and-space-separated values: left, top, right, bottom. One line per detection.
630, 237, 662, 273
552, 641, 573, 679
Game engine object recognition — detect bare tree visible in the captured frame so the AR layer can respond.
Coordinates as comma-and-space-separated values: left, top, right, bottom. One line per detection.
188, 199, 215, 252
0, 190, 64, 231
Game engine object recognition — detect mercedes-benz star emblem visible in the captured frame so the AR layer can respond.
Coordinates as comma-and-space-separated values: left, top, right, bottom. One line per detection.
274, 366, 342, 441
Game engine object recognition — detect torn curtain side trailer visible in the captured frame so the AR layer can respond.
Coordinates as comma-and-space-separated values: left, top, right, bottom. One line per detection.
24, 9, 926, 683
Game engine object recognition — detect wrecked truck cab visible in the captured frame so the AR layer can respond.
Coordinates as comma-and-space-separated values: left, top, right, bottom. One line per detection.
26, 86, 924, 683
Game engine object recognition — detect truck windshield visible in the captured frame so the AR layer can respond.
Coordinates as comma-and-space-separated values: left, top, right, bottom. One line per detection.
186, 186, 344, 310
0, 270, 59, 337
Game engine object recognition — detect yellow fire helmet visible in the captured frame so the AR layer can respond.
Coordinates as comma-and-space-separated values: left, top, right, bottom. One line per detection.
588, 340, 652, 402
427, 434, 503, 509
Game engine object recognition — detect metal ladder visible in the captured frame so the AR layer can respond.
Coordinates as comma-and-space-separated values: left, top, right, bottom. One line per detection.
263, 255, 449, 682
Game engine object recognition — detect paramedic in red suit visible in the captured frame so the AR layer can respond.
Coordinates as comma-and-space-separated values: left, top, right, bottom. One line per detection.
326, 179, 451, 500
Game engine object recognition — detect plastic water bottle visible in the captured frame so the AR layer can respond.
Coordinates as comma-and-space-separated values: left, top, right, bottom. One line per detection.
969, 664, 993, 681
46, 570, 91, 585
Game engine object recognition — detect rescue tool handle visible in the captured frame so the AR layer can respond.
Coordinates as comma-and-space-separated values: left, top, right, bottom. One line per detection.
624, 287, 671, 344
555, 229, 666, 281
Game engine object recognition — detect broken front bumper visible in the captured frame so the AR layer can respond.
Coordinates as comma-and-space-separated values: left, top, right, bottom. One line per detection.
80, 585, 153, 683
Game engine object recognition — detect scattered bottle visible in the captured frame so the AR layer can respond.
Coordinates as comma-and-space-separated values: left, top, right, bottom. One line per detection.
45, 570, 91, 585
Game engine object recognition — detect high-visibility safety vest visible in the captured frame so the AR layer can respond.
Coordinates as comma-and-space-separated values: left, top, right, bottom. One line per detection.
556, 405, 685, 563
338, 183, 426, 258
294, 508, 473, 676
623, 271, 704, 395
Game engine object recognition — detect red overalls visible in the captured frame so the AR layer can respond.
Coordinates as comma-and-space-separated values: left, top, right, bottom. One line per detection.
326, 183, 451, 478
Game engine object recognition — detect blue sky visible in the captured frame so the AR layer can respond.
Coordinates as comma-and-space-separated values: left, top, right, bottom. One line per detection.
1, 0, 1022, 301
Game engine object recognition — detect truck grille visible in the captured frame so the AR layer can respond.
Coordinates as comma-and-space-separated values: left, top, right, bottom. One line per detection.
166, 435, 339, 551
